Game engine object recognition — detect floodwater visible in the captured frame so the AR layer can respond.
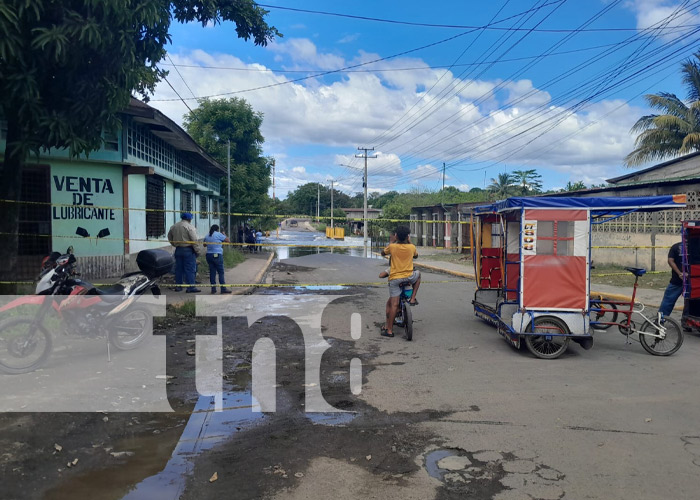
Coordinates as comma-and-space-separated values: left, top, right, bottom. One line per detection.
260, 229, 380, 260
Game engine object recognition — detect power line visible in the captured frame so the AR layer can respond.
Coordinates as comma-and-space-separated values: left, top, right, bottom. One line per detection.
258, 2, 698, 33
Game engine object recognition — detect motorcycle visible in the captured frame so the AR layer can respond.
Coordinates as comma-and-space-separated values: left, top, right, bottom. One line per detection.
0, 248, 174, 374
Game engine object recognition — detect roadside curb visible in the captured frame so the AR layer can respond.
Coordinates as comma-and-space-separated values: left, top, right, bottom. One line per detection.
413, 261, 474, 280
236, 252, 275, 295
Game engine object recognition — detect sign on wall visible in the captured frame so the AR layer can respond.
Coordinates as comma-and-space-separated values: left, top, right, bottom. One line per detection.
522, 221, 537, 255
51, 163, 124, 257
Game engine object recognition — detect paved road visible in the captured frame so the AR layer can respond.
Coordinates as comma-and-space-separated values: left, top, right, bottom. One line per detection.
264, 253, 700, 499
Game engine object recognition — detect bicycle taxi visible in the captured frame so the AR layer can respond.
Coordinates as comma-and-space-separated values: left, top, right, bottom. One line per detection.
681, 220, 700, 331
471, 195, 686, 359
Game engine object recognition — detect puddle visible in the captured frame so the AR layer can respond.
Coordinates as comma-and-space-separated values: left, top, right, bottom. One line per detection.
425, 449, 459, 480
305, 411, 357, 426
120, 391, 262, 498
294, 285, 348, 291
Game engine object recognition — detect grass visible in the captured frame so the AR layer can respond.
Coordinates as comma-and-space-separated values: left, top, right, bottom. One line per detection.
589, 263, 669, 290
195, 247, 246, 281
312, 223, 327, 232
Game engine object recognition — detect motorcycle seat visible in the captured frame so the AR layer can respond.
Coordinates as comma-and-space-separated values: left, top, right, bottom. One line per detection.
90, 284, 126, 296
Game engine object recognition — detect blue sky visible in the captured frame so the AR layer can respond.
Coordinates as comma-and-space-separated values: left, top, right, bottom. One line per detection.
149, 0, 700, 198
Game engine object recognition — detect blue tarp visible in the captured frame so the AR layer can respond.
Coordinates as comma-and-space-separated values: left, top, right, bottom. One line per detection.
474, 195, 685, 215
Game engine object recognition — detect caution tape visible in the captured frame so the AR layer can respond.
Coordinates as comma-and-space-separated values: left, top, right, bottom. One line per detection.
0, 199, 470, 225
590, 271, 666, 277
0, 279, 470, 288
591, 245, 672, 249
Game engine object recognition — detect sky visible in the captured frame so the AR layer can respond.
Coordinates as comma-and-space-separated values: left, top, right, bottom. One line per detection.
147, 0, 700, 199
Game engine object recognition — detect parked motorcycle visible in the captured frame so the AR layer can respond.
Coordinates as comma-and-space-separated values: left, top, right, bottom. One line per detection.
0, 248, 174, 374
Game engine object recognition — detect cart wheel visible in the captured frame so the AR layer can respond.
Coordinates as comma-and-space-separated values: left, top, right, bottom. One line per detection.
525, 317, 570, 359
639, 317, 683, 356
590, 297, 617, 330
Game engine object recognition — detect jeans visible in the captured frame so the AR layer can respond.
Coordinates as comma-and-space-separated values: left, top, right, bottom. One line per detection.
174, 247, 197, 290
659, 282, 683, 318
206, 253, 226, 289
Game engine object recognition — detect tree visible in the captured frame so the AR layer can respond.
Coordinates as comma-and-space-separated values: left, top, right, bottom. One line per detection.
488, 173, 516, 200
184, 97, 272, 216
563, 181, 587, 192
0, 0, 280, 288
625, 52, 700, 166
512, 169, 543, 195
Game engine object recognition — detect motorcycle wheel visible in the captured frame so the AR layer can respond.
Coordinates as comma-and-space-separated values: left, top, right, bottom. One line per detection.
0, 316, 53, 374
108, 307, 152, 350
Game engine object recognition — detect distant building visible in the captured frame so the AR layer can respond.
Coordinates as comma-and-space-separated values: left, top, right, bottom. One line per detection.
410, 203, 482, 253
1, 98, 226, 278
342, 208, 382, 235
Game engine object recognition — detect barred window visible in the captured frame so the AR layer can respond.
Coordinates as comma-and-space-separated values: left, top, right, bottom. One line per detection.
199, 195, 208, 217
180, 190, 193, 212
212, 199, 219, 217
103, 130, 119, 151
146, 176, 166, 238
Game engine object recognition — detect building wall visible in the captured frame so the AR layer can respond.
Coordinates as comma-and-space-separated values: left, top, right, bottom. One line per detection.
50, 160, 124, 258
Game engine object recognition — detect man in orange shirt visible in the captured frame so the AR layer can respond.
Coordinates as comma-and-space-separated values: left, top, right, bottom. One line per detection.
380, 226, 421, 338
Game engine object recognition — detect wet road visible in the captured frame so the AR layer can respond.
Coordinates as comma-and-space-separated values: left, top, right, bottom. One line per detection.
4, 251, 700, 499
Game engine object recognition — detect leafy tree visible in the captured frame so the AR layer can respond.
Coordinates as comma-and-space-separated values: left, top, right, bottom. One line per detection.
512, 169, 543, 195
488, 173, 515, 200
0, 0, 279, 288
184, 97, 272, 218
564, 180, 587, 192
625, 52, 700, 166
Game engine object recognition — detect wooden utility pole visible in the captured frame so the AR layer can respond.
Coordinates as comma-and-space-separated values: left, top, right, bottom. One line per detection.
355, 147, 377, 257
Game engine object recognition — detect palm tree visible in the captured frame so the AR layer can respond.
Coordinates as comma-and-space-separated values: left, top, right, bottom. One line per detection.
488, 173, 515, 200
512, 169, 543, 195
625, 53, 700, 167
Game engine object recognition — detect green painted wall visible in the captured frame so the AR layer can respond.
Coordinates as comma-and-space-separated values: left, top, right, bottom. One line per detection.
50, 161, 124, 256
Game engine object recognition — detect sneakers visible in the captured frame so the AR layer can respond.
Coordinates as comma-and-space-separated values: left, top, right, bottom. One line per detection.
186, 288, 202, 293
211, 287, 217, 294
220, 288, 232, 294
173, 287, 183, 292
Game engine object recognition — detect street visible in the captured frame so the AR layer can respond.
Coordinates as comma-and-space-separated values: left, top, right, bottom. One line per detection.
3, 252, 699, 499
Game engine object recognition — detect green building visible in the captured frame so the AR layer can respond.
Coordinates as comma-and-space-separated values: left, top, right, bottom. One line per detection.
0, 98, 226, 278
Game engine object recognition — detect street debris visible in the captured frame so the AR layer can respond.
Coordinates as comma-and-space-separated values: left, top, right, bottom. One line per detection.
209, 472, 218, 483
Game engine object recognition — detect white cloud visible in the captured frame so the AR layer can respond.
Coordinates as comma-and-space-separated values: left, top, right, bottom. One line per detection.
149, 38, 651, 193
629, 0, 700, 39
338, 33, 360, 44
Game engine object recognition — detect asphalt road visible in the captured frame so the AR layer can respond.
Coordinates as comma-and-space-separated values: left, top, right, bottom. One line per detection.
264, 253, 700, 500
4, 253, 700, 499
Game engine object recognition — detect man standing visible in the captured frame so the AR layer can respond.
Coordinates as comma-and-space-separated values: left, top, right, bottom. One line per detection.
168, 212, 201, 293
380, 226, 421, 338
658, 241, 683, 320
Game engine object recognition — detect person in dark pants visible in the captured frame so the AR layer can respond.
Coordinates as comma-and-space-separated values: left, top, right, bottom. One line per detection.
167, 212, 201, 293
658, 241, 683, 321
203, 224, 231, 294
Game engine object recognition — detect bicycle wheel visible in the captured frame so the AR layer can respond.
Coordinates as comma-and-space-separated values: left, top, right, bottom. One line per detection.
0, 316, 53, 374
639, 317, 684, 356
524, 316, 570, 359
590, 298, 618, 330
108, 307, 152, 350
403, 301, 413, 341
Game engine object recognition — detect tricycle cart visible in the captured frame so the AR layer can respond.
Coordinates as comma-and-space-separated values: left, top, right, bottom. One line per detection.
681, 221, 700, 331
472, 195, 686, 359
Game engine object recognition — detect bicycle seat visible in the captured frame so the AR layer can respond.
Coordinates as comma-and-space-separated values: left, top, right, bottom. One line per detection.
397, 280, 412, 287
624, 267, 647, 276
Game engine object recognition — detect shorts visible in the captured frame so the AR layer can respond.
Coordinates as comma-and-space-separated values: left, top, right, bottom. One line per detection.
388, 270, 420, 297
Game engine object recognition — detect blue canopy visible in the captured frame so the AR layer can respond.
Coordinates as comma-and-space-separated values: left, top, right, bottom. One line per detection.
474, 195, 686, 215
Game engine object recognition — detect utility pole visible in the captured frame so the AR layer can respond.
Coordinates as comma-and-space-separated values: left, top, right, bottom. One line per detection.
442, 162, 446, 205
355, 147, 377, 257
272, 158, 278, 238
317, 183, 320, 223
227, 140, 231, 239
328, 179, 337, 232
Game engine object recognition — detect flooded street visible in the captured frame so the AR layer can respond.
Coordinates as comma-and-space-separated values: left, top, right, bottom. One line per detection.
2, 243, 700, 500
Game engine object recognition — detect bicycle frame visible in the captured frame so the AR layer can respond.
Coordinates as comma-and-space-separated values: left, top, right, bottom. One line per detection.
590, 275, 667, 339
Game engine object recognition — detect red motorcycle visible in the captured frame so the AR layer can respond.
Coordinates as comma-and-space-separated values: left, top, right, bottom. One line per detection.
0, 248, 173, 374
